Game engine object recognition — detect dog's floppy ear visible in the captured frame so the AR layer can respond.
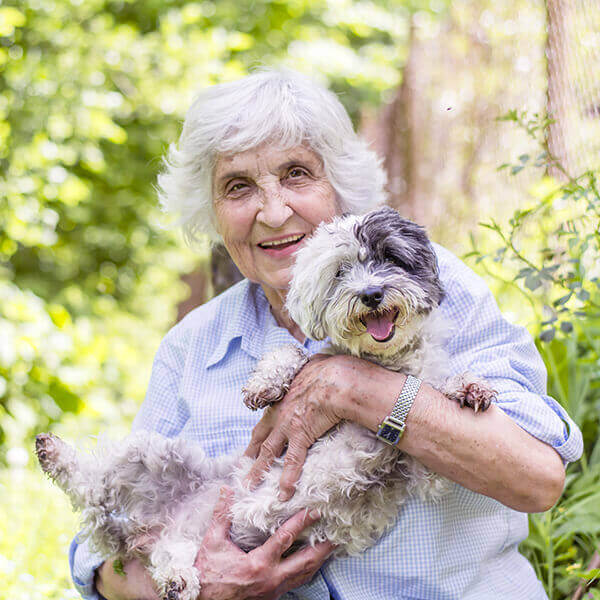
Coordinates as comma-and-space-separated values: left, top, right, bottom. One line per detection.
285, 224, 335, 341
286, 215, 359, 341
286, 283, 327, 341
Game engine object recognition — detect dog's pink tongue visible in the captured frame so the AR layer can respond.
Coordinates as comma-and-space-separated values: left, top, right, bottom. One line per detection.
364, 310, 395, 341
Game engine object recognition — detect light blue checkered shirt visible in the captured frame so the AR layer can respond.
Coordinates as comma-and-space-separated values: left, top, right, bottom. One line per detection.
70, 243, 583, 600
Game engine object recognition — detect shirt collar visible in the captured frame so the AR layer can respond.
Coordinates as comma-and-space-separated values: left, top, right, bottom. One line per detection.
206, 280, 300, 368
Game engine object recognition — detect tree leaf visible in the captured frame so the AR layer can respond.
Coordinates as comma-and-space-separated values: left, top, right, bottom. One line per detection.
578, 289, 591, 301
560, 321, 573, 333
113, 558, 126, 577
553, 293, 572, 306
525, 274, 542, 291
540, 329, 555, 342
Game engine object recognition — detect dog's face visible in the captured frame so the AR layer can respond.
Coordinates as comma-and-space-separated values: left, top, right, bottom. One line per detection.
286, 207, 444, 358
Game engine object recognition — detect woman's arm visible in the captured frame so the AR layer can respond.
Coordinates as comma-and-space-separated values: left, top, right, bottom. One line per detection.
94, 488, 334, 600
346, 358, 566, 512
245, 354, 565, 513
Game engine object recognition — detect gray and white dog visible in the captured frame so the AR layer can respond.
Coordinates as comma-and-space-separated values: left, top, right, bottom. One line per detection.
36, 206, 495, 600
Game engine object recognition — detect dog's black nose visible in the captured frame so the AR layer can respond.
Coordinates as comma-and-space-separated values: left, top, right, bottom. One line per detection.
360, 286, 384, 309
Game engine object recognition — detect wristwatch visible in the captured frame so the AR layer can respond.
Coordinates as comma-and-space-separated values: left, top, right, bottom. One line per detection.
376, 375, 422, 446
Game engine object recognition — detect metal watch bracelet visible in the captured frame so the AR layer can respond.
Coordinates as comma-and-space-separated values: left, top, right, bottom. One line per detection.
376, 374, 422, 446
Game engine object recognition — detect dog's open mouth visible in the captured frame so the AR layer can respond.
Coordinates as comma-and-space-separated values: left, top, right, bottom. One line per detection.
360, 308, 399, 343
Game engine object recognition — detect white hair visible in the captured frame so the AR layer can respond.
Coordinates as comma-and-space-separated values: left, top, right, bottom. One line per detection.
156, 68, 387, 244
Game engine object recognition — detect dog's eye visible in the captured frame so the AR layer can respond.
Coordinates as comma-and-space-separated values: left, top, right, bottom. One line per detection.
335, 268, 343, 278
384, 249, 411, 271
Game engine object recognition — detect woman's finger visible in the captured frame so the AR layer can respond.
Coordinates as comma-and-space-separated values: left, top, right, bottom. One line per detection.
245, 429, 288, 490
278, 438, 310, 501
204, 486, 235, 544
307, 353, 329, 364
279, 540, 336, 583
244, 415, 274, 459
257, 508, 321, 561
96, 558, 161, 600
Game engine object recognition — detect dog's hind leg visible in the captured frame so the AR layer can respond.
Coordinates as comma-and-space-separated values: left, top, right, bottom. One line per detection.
148, 533, 200, 600
36, 432, 130, 555
35, 433, 96, 509
242, 344, 309, 410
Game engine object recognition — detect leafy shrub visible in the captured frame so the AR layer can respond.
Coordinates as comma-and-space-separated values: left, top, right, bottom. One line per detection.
468, 111, 600, 599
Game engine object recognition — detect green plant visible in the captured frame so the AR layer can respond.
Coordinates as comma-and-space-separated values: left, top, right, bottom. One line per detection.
468, 111, 600, 599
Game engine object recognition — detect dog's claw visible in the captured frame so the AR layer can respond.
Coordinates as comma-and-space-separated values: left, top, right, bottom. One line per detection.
444, 375, 496, 413
163, 578, 187, 600
35, 433, 61, 472
243, 388, 286, 411
456, 382, 495, 412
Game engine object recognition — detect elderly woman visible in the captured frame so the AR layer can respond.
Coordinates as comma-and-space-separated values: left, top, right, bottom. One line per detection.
70, 69, 582, 600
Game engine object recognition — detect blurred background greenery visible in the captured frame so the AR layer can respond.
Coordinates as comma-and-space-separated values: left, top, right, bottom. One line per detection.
1, 0, 600, 598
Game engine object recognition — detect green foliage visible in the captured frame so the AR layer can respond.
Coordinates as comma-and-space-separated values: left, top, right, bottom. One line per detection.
112, 558, 126, 577
0, 466, 79, 599
1, 0, 443, 456
469, 111, 600, 599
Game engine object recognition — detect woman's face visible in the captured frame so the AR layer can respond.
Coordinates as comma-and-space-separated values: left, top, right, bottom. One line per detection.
213, 144, 340, 296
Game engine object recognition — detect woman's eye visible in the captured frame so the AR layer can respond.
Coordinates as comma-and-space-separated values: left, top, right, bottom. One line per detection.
228, 182, 247, 193
288, 167, 307, 178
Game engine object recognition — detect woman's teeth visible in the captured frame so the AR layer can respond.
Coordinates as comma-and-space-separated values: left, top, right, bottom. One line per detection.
259, 234, 305, 248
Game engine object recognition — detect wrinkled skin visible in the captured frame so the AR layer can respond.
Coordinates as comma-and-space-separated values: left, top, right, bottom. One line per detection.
195, 488, 335, 600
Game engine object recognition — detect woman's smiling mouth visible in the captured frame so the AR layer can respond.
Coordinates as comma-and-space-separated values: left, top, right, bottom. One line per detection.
257, 234, 306, 256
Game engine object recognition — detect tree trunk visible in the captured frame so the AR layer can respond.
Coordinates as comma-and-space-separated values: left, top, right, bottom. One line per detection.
210, 245, 243, 297
176, 246, 243, 323
545, 0, 575, 179
176, 263, 210, 322
362, 15, 427, 225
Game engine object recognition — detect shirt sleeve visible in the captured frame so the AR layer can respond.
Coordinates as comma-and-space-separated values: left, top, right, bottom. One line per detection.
438, 246, 583, 465
69, 328, 190, 598
69, 535, 106, 600
132, 327, 191, 435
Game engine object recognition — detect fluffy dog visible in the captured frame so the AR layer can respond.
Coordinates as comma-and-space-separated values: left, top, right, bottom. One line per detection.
36, 206, 495, 600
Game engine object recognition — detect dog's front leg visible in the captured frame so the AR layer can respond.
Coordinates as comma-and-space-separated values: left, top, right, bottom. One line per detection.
242, 344, 309, 410
442, 372, 496, 413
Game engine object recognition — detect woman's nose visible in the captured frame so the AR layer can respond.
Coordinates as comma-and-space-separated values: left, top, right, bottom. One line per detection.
256, 187, 293, 228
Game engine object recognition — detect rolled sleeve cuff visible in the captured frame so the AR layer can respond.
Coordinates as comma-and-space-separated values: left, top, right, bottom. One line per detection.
550, 411, 584, 464
69, 534, 107, 600
494, 390, 583, 465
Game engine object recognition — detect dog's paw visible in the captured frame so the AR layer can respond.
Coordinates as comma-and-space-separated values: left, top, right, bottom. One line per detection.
161, 572, 199, 600
35, 433, 63, 474
164, 579, 184, 600
443, 373, 496, 413
243, 385, 287, 410
242, 344, 309, 411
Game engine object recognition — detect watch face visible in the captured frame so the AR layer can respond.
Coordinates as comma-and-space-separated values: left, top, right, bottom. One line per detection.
378, 423, 401, 445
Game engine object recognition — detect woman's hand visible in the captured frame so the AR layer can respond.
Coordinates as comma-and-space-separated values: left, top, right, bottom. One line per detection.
244, 353, 383, 501
96, 487, 333, 600
95, 557, 160, 600
196, 487, 335, 599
